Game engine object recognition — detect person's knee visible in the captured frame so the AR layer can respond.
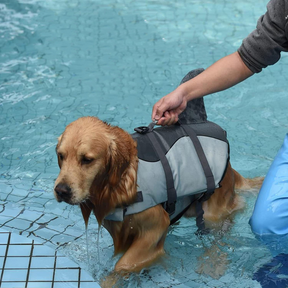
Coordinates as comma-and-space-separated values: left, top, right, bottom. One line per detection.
250, 201, 288, 235
249, 209, 269, 235
250, 134, 288, 236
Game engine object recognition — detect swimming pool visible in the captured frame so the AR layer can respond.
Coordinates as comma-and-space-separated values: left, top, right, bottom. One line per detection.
1, 0, 288, 287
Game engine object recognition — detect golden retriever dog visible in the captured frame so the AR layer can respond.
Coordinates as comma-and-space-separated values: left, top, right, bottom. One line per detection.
54, 116, 263, 280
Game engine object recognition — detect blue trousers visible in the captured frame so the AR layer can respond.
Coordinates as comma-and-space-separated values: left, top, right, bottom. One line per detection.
250, 134, 288, 235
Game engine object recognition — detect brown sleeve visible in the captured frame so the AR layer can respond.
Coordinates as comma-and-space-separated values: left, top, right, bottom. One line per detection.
238, 0, 288, 73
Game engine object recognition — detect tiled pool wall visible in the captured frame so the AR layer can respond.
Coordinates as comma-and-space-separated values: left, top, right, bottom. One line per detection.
0, 230, 98, 288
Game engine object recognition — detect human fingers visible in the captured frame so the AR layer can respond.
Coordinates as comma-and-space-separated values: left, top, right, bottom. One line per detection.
152, 98, 167, 122
155, 116, 166, 126
164, 111, 178, 125
155, 110, 170, 126
157, 111, 178, 126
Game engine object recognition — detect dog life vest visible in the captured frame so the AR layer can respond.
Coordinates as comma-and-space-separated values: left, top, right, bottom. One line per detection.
105, 121, 230, 225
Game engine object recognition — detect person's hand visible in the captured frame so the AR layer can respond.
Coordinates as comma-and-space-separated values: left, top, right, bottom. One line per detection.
152, 88, 187, 126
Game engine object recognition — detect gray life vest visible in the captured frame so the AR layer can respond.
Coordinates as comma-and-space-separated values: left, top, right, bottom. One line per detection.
105, 121, 229, 224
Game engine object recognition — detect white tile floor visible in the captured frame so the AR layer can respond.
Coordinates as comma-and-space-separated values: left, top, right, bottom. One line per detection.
0, 231, 99, 288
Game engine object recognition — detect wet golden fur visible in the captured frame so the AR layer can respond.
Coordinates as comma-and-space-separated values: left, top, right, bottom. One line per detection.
54, 116, 263, 277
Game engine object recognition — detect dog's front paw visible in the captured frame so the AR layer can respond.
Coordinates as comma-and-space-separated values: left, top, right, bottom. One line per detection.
100, 271, 130, 288
100, 272, 118, 288
196, 245, 228, 279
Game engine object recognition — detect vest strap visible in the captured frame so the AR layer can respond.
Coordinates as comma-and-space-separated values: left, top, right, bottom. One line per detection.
146, 131, 177, 215
180, 123, 215, 195
180, 123, 215, 233
195, 199, 210, 236
196, 199, 205, 230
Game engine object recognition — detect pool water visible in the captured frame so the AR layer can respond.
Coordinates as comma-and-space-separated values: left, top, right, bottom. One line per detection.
1, 0, 288, 287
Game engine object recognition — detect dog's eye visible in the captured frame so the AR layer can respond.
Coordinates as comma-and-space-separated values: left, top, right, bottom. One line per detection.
58, 153, 64, 161
81, 157, 94, 165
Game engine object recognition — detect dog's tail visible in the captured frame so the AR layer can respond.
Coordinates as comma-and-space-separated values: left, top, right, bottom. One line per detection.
233, 169, 264, 191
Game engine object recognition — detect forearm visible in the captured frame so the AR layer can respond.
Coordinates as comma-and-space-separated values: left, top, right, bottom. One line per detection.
152, 52, 254, 125
178, 52, 254, 102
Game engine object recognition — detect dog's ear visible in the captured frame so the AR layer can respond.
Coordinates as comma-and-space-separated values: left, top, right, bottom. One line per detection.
56, 134, 63, 168
105, 130, 138, 203
107, 138, 131, 188
89, 127, 138, 223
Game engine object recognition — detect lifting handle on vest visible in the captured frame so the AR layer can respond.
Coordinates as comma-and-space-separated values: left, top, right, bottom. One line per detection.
134, 121, 157, 134
134, 126, 150, 134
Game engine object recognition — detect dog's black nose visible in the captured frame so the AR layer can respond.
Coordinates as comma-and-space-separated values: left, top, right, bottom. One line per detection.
54, 183, 72, 202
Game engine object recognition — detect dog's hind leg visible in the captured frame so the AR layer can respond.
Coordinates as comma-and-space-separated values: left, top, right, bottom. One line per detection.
233, 168, 264, 191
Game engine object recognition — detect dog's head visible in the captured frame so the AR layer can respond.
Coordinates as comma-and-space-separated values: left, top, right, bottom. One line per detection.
54, 117, 138, 221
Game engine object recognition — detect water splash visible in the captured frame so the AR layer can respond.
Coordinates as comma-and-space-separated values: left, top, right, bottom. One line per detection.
86, 227, 91, 267
97, 225, 101, 263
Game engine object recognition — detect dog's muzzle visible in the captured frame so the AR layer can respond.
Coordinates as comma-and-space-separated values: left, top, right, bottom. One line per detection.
54, 183, 72, 203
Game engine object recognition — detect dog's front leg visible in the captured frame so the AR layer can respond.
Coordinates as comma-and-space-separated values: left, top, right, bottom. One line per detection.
115, 229, 167, 273
100, 233, 171, 287
116, 205, 170, 273
101, 206, 170, 287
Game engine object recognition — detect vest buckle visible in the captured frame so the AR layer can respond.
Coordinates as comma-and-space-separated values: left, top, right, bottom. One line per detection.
166, 201, 176, 216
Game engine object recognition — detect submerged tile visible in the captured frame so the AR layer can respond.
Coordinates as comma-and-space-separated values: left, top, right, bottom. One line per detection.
50, 233, 76, 244
0, 206, 22, 218
17, 209, 44, 222
6, 218, 32, 231
32, 227, 60, 241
